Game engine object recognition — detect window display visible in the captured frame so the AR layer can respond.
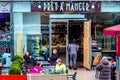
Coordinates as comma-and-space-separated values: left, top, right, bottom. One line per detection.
51, 22, 67, 54
27, 35, 42, 56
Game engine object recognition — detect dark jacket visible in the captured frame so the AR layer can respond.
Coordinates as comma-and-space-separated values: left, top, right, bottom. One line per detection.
96, 59, 112, 80
23, 55, 33, 64
50, 53, 58, 65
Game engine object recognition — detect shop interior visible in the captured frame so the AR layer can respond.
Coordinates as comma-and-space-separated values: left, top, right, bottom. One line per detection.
69, 20, 84, 67
50, 20, 84, 67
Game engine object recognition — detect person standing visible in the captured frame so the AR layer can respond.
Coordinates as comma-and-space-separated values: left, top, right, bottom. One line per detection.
68, 39, 79, 70
96, 57, 113, 80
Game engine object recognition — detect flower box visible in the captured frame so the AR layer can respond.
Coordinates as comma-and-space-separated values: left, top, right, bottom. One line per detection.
27, 74, 67, 80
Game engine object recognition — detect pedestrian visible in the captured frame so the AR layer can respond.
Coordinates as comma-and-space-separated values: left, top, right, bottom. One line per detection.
92, 55, 102, 79
68, 39, 79, 70
96, 56, 113, 80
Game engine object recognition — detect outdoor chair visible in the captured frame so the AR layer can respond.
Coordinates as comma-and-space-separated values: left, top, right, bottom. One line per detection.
67, 72, 77, 80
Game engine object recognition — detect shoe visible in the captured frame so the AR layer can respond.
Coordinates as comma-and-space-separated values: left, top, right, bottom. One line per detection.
69, 67, 72, 69
74, 68, 77, 70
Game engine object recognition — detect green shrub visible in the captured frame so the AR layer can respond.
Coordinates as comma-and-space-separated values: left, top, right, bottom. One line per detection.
9, 66, 21, 74
14, 59, 24, 65
11, 62, 21, 68
11, 55, 24, 62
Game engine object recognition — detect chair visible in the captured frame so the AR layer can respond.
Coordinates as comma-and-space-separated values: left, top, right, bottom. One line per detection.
67, 72, 77, 80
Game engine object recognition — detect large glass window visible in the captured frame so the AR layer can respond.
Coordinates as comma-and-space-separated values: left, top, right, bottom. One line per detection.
27, 35, 42, 56
0, 13, 11, 54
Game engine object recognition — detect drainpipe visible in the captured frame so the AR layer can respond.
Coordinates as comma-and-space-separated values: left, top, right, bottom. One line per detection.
10, 0, 14, 57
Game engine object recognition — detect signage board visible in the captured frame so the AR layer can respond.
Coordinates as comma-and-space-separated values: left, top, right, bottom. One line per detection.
31, 1, 101, 12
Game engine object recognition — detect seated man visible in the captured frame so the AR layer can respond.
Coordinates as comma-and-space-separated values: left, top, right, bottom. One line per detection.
55, 58, 66, 74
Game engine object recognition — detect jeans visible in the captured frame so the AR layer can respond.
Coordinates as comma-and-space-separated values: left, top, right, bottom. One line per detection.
70, 53, 77, 69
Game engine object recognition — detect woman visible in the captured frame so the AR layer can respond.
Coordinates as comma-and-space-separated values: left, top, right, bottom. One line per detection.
55, 58, 66, 74
31, 61, 43, 73
96, 57, 113, 80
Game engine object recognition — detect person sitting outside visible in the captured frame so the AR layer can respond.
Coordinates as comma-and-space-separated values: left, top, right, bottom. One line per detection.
23, 52, 34, 67
55, 58, 66, 74
31, 61, 43, 73
48, 49, 58, 65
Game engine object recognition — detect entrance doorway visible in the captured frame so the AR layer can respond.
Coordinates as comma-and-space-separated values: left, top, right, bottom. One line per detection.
69, 20, 84, 67
50, 18, 91, 69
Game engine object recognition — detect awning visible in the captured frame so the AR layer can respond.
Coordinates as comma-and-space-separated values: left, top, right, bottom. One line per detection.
103, 24, 120, 36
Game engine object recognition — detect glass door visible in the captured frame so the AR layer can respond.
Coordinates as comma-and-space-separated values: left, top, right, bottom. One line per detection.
50, 19, 68, 67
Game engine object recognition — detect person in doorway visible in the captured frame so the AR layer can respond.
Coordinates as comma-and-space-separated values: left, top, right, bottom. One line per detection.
68, 39, 79, 70
96, 56, 113, 80
55, 58, 66, 74
48, 49, 59, 65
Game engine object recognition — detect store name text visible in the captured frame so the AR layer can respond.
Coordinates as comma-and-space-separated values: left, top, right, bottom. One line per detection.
31, 1, 101, 12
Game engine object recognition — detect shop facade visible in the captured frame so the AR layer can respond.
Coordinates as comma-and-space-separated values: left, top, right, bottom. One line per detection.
1, 0, 120, 69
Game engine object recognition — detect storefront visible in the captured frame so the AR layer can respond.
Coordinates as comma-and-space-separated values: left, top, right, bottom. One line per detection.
3, 0, 120, 69
0, 2, 12, 67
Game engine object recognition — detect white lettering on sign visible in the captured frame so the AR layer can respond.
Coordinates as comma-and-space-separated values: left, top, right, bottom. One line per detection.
32, 1, 101, 12
43, 2, 90, 12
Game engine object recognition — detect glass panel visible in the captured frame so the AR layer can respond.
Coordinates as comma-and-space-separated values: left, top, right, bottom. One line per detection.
51, 22, 67, 54
0, 13, 11, 56
27, 35, 42, 56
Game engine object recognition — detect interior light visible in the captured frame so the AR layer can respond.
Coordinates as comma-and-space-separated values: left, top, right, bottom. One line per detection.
91, 5, 95, 9
38, 5, 41, 8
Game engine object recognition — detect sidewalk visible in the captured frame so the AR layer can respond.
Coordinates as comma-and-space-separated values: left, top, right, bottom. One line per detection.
68, 68, 97, 80
1, 68, 97, 80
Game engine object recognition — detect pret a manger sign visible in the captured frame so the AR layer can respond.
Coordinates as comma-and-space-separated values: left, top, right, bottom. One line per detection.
31, 1, 101, 12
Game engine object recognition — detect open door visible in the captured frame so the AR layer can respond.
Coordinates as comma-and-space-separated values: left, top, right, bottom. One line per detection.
83, 20, 92, 69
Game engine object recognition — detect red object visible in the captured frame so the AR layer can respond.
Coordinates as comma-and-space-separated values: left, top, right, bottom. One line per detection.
103, 24, 120, 36
103, 24, 120, 56
0, 75, 27, 80
116, 34, 120, 56
109, 59, 115, 63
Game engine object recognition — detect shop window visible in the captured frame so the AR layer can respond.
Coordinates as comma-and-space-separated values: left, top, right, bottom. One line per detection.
0, 13, 11, 56
94, 24, 115, 50
27, 35, 42, 56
